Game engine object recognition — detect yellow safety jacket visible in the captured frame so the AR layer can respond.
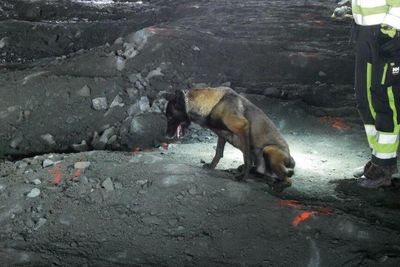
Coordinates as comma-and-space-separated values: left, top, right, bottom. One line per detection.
352, 0, 400, 29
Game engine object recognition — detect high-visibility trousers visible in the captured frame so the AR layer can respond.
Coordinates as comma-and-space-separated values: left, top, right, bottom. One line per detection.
354, 24, 400, 166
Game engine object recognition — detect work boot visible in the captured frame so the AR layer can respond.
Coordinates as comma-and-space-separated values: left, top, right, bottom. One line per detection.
357, 163, 397, 188
353, 160, 372, 178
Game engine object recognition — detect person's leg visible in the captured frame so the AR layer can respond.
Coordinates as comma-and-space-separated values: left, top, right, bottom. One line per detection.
358, 58, 400, 187
353, 29, 376, 178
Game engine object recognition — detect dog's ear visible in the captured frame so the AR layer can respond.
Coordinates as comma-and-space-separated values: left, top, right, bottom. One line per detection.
175, 90, 188, 108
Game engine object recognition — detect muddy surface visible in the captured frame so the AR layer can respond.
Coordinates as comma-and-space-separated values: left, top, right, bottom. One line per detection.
1, 96, 400, 266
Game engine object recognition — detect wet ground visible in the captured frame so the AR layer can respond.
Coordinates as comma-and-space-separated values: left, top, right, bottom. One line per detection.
1, 96, 400, 266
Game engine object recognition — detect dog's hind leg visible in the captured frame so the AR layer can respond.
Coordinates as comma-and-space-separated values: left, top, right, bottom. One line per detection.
203, 136, 226, 169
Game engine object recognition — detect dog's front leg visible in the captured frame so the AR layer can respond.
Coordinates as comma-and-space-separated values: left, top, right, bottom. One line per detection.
203, 136, 226, 169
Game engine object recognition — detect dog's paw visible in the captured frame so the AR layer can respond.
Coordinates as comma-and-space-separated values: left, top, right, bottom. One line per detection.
202, 163, 214, 169
234, 173, 248, 181
271, 178, 292, 192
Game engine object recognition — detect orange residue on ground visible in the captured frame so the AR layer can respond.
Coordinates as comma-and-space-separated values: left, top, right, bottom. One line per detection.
48, 163, 62, 185
291, 208, 333, 226
131, 147, 142, 153
160, 143, 169, 149
292, 211, 315, 226
279, 199, 304, 209
279, 199, 333, 226
147, 26, 174, 35
319, 116, 351, 130
73, 168, 81, 177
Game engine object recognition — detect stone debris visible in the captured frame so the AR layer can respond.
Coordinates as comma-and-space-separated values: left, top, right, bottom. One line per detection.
0, 37, 9, 49
116, 56, 126, 71
110, 95, 124, 108
77, 85, 91, 97
126, 87, 139, 100
102, 177, 114, 191
10, 136, 23, 149
139, 96, 151, 112
42, 159, 54, 168
127, 103, 141, 116
107, 135, 117, 145
122, 42, 138, 59
34, 218, 47, 230
114, 37, 124, 45
72, 140, 88, 152
40, 133, 56, 146
33, 179, 41, 185
146, 67, 163, 80
92, 97, 108, 111
27, 188, 40, 198
74, 161, 91, 170
98, 127, 116, 148
91, 131, 102, 150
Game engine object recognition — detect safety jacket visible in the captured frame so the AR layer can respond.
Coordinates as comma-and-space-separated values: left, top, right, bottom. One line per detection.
352, 0, 400, 29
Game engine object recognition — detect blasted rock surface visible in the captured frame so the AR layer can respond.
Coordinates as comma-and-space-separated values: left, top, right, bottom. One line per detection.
0, 0, 355, 157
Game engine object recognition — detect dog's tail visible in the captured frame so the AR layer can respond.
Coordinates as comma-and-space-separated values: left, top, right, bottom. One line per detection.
263, 145, 295, 179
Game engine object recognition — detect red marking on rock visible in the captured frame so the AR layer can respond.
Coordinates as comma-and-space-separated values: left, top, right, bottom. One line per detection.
73, 168, 81, 177
279, 199, 304, 209
292, 211, 314, 226
319, 116, 351, 130
49, 163, 62, 185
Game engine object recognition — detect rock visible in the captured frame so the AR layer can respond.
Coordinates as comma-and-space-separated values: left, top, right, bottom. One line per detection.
193, 83, 209, 89
99, 127, 115, 145
146, 67, 163, 80
116, 56, 125, 71
114, 37, 124, 45
0, 37, 9, 49
92, 97, 108, 111
221, 81, 231, 87
114, 182, 123, 190
27, 188, 41, 198
74, 161, 91, 170
107, 135, 117, 145
192, 45, 200, 51
34, 218, 47, 230
102, 177, 114, 191
72, 140, 88, 152
128, 103, 141, 116
91, 131, 104, 150
42, 159, 54, 168
128, 73, 143, 84
33, 179, 41, 185
123, 42, 138, 58
130, 117, 144, 134
77, 85, 91, 97
110, 95, 124, 108
126, 88, 139, 100
10, 136, 23, 149
40, 133, 56, 146
80, 176, 89, 185
136, 179, 148, 186
318, 71, 327, 77
139, 96, 150, 112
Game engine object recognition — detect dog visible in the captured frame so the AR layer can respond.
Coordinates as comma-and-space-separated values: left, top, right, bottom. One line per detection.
165, 87, 295, 185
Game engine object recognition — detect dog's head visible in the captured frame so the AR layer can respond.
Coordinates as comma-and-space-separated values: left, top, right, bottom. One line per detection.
165, 90, 191, 139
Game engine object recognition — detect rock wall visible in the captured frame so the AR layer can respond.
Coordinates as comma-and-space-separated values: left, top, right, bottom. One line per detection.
0, 0, 356, 158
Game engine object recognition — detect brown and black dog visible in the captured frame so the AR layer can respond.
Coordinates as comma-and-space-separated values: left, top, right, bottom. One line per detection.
165, 86, 295, 185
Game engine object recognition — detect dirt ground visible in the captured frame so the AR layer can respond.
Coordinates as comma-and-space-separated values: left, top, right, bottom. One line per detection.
1, 96, 400, 266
